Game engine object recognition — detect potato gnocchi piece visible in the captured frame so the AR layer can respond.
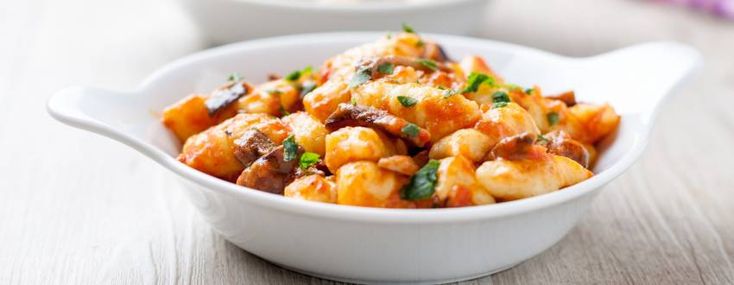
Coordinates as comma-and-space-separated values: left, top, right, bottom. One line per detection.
509, 88, 620, 144
162, 81, 256, 142
435, 156, 495, 207
237, 79, 300, 116
474, 102, 540, 146
377, 155, 420, 176
429, 129, 493, 162
476, 155, 593, 201
282, 112, 329, 155
162, 94, 238, 143
177, 113, 275, 181
324, 126, 404, 172
336, 161, 419, 208
321, 32, 428, 83
353, 82, 481, 141
303, 81, 351, 122
566, 103, 620, 144
285, 174, 338, 203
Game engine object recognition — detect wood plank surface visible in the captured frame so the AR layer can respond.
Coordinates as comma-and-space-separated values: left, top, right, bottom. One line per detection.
0, 0, 732, 284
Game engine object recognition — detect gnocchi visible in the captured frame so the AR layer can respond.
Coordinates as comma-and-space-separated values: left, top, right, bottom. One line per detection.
163, 29, 620, 208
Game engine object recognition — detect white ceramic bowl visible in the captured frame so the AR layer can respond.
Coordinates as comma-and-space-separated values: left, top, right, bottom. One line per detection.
47, 33, 700, 284
179, 0, 489, 44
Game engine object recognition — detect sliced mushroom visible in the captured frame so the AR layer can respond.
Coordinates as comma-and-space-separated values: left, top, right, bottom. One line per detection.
233, 129, 276, 167
422, 42, 451, 62
543, 131, 590, 168
205, 81, 250, 116
489, 132, 546, 161
235, 145, 304, 194
324, 103, 431, 147
545, 90, 576, 107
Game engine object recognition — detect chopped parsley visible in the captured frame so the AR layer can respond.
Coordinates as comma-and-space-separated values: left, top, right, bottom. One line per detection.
443, 88, 458, 98
492, 91, 510, 108
279, 106, 290, 117
285, 70, 301, 81
283, 135, 298, 161
299, 81, 316, 97
299, 152, 320, 169
525, 87, 534, 95
493, 101, 509, 108
227, 73, 241, 82
547, 112, 560, 126
416, 59, 438, 71
502, 83, 522, 91
402, 23, 416, 33
416, 39, 425, 48
377, 62, 395, 75
265, 88, 283, 95
301, 65, 313, 75
397, 96, 417, 107
349, 66, 372, 88
536, 133, 549, 144
285, 65, 313, 81
401, 160, 440, 200
350, 97, 357, 105
401, 123, 420, 137
462, 72, 495, 93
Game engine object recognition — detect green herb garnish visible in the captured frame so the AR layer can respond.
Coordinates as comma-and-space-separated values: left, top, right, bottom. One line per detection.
350, 97, 358, 105
402, 23, 416, 33
525, 87, 534, 95
401, 160, 440, 200
401, 123, 420, 137
301, 65, 313, 76
283, 135, 298, 161
397, 96, 417, 107
547, 112, 560, 126
285, 70, 301, 81
537, 133, 549, 143
443, 88, 458, 98
299, 152, 320, 169
416, 59, 438, 71
492, 91, 510, 108
462, 72, 495, 93
349, 66, 372, 88
416, 39, 425, 48
502, 83, 522, 91
265, 88, 283, 95
279, 106, 290, 117
227, 73, 241, 82
285, 66, 313, 82
377, 62, 395, 75
493, 101, 508, 108
300, 81, 316, 97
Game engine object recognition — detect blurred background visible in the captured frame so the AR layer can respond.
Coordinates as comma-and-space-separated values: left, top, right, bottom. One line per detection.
1, 0, 733, 284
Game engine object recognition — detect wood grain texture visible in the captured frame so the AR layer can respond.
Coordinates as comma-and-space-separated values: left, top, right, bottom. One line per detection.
0, 0, 732, 284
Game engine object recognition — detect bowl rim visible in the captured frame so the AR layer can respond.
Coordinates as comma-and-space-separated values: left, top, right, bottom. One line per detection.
54, 32, 668, 224
229, 0, 482, 12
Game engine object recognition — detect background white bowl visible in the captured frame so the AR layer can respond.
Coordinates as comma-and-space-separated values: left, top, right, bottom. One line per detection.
178, 0, 490, 44
47, 33, 700, 283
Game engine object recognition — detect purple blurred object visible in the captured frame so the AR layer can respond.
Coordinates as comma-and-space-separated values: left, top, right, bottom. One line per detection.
655, 0, 734, 19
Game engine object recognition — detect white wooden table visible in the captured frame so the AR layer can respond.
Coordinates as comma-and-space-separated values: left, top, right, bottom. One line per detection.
1, 0, 733, 284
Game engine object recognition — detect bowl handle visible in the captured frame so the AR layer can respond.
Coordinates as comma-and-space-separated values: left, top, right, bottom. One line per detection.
47, 86, 172, 155
47, 86, 138, 133
583, 42, 702, 123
